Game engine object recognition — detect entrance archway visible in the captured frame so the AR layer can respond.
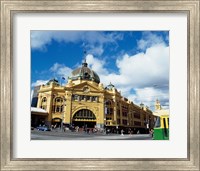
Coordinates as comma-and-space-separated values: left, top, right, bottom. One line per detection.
72, 109, 96, 128
52, 118, 62, 128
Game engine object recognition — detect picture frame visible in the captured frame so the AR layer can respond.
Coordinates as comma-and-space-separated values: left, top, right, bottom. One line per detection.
0, 0, 199, 170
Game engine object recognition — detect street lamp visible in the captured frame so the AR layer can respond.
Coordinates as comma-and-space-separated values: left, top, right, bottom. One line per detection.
144, 119, 149, 133
61, 97, 66, 132
104, 101, 107, 128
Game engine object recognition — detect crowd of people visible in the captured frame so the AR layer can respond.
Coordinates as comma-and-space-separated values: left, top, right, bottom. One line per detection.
50, 123, 154, 136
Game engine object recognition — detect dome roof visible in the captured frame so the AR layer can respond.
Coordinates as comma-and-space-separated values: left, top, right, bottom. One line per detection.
69, 60, 100, 84
105, 82, 115, 90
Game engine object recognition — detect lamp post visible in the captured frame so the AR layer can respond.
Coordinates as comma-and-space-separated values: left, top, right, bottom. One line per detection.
61, 97, 66, 132
104, 101, 107, 128
116, 125, 119, 134
61, 113, 64, 132
144, 119, 149, 133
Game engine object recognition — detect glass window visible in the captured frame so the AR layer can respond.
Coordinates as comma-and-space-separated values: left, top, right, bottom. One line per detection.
75, 95, 79, 100
134, 113, 140, 119
106, 101, 111, 105
81, 95, 84, 100
163, 118, 166, 128
117, 119, 120, 124
55, 98, 60, 102
92, 96, 98, 102
122, 120, 128, 125
42, 97, 47, 102
154, 117, 161, 128
73, 94, 79, 101
41, 97, 47, 110
134, 121, 141, 126
163, 118, 168, 137
56, 106, 60, 112
86, 96, 90, 101
73, 109, 96, 120
117, 110, 120, 116
60, 105, 63, 112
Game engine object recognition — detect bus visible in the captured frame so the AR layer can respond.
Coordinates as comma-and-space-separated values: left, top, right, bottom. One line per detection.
153, 114, 169, 140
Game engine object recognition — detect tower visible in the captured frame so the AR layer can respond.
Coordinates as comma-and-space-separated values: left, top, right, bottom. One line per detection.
155, 99, 162, 110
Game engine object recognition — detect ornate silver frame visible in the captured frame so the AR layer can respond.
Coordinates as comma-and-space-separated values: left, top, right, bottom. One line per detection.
0, 0, 199, 170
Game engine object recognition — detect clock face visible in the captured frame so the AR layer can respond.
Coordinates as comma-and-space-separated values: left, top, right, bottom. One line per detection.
83, 87, 90, 93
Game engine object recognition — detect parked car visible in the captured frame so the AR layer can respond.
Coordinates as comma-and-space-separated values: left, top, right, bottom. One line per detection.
36, 126, 51, 131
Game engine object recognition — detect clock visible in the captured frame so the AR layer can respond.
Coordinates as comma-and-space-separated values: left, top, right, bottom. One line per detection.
83, 87, 90, 93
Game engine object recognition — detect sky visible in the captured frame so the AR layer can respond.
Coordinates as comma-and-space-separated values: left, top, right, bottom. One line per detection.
31, 31, 169, 110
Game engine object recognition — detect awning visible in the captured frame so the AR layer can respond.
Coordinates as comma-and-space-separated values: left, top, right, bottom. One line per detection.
31, 107, 48, 116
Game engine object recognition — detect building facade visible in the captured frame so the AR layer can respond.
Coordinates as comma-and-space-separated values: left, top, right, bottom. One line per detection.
35, 60, 156, 133
31, 85, 40, 107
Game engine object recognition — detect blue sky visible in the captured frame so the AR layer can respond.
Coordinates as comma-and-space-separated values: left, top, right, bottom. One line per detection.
31, 31, 169, 110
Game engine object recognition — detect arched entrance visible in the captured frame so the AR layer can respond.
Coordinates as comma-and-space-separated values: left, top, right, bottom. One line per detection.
52, 118, 62, 128
72, 109, 96, 128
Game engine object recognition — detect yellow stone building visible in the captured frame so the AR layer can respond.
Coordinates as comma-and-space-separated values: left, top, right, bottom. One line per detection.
35, 60, 155, 133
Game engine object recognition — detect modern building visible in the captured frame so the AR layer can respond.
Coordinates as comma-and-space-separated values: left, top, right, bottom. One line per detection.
31, 85, 40, 107
34, 60, 156, 133
31, 107, 48, 127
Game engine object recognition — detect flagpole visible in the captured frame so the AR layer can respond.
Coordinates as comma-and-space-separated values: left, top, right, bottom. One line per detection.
60, 76, 65, 86
60, 77, 62, 86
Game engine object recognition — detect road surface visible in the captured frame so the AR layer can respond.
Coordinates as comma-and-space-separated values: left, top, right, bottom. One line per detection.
31, 130, 153, 140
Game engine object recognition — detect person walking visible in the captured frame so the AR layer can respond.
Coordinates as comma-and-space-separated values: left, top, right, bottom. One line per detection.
150, 129, 154, 137
121, 129, 124, 136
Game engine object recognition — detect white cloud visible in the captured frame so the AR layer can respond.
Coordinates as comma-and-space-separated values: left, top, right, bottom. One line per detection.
115, 44, 169, 88
137, 32, 167, 51
32, 31, 169, 110
57, 67, 72, 77
127, 87, 169, 109
31, 32, 53, 50
92, 43, 169, 88
31, 80, 49, 87
50, 63, 72, 78
50, 63, 63, 72
32, 63, 72, 87
86, 45, 104, 56
86, 54, 108, 75
84, 43, 169, 110
31, 31, 84, 50
31, 31, 123, 56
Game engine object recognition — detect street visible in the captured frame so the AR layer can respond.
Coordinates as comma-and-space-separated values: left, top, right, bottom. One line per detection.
31, 130, 153, 140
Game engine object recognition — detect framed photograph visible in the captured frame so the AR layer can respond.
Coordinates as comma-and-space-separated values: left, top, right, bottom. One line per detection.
1, 0, 199, 170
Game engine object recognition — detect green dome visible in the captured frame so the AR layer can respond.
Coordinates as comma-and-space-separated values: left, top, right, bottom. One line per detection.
69, 60, 100, 84
105, 82, 115, 90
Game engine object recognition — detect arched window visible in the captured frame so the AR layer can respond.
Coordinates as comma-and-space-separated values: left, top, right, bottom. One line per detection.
60, 105, 64, 112
73, 109, 96, 120
42, 97, 47, 102
56, 106, 60, 112
41, 97, 47, 110
105, 99, 113, 115
55, 97, 63, 103
52, 97, 65, 113
105, 101, 111, 105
